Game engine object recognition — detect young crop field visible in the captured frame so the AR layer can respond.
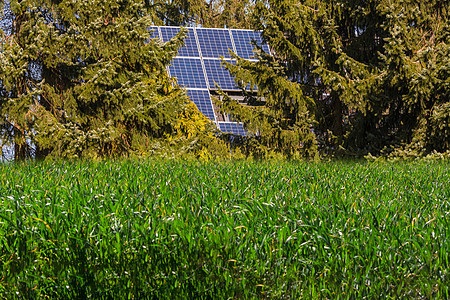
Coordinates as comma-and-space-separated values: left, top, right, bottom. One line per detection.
0, 160, 449, 298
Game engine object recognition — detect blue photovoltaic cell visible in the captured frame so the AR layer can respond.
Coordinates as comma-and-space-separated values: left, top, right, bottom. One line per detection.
219, 122, 247, 136
231, 30, 270, 59
160, 27, 200, 57
203, 59, 238, 90
155, 27, 272, 127
187, 89, 215, 121
148, 26, 160, 40
168, 58, 207, 89
196, 28, 234, 58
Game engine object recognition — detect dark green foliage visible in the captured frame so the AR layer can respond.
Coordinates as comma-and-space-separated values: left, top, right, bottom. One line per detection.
218, 0, 449, 158
150, 0, 255, 28
216, 0, 379, 158
0, 0, 220, 160
199, 0, 255, 28
373, 1, 449, 157
150, 0, 202, 25
1, 0, 449, 160
215, 51, 318, 159
1, 160, 449, 298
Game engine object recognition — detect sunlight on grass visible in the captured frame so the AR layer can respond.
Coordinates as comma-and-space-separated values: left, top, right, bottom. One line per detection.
0, 160, 449, 298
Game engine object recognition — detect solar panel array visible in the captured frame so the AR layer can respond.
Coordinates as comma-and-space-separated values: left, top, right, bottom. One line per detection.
218, 122, 247, 136
160, 27, 200, 57
196, 28, 235, 59
231, 30, 270, 59
152, 26, 270, 135
186, 90, 216, 121
203, 59, 239, 90
168, 58, 207, 88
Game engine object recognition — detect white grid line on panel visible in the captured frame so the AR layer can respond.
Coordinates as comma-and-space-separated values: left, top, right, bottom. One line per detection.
228, 29, 238, 59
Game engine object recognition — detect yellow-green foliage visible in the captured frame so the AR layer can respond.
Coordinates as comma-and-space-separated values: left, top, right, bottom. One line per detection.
1, 1, 223, 160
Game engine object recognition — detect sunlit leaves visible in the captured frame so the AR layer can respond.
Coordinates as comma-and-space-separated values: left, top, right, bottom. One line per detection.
0, 160, 449, 297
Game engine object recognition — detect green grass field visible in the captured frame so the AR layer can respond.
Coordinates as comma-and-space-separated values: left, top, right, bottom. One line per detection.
0, 160, 449, 298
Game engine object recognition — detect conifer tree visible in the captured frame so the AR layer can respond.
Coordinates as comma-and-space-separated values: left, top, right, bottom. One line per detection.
149, 0, 254, 28
316, 0, 449, 156
1, 0, 217, 159
216, 50, 318, 159
215, 0, 367, 158
370, 0, 449, 156
218, 0, 449, 157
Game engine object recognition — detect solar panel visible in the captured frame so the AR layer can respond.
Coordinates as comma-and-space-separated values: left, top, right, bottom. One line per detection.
218, 122, 247, 136
231, 30, 270, 59
148, 26, 160, 40
160, 27, 200, 57
168, 58, 208, 89
186, 90, 215, 121
196, 28, 235, 58
152, 26, 270, 135
203, 59, 239, 91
